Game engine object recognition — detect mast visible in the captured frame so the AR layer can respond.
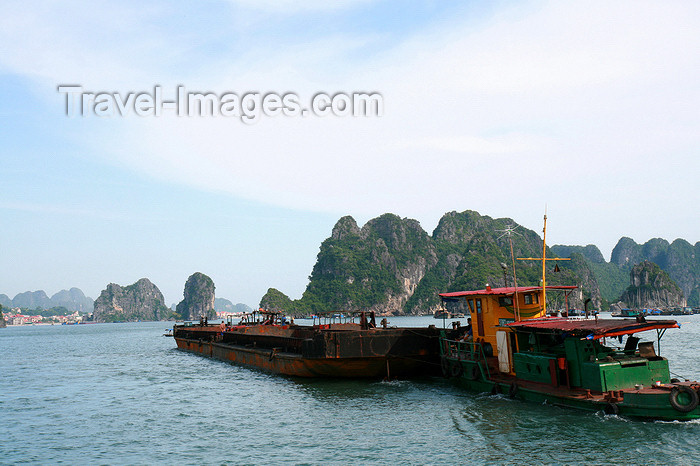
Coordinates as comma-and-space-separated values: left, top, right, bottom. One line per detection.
517, 209, 569, 316
542, 212, 547, 315
510, 234, 521, 321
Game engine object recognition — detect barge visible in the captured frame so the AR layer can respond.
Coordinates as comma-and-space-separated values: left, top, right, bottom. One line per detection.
172, 311, 456, 378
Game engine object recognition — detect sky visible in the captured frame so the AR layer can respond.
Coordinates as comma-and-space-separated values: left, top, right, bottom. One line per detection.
1, 0, 699, 307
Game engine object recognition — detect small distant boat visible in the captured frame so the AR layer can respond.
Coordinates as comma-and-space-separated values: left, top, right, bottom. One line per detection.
611, 309, 643, 318
433, 309, 464, 319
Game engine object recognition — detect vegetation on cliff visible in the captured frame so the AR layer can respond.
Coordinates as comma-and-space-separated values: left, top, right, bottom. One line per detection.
263, 210, 700, 315
413, 212, 601, 312
612, 238, 699, 306
619, 260, 685, 309
175, 272, 216, 320
261, 210, 602, 315
93, 278, 171, 322
214, 298, 252, 314
556, 237, 700, 307
301, 214, 436, 314
0, 288, 93, 313
259, 288, 299, 313
551, 244, 628, 308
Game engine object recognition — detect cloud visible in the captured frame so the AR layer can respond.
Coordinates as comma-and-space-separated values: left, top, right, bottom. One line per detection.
2, 0, 699, 252
226, 0, 375, 14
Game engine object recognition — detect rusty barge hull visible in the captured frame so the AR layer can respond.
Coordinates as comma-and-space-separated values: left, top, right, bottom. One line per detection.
175, 337, 433, 377
173, 324, 448, 378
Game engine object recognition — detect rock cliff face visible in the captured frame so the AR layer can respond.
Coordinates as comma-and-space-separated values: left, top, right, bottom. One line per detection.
619, 261, 686, 308
260, 288, 295, 313
12, 290, 53, 310
214, 298, 252, 314
417, 211, 602, 311
610, 237, 700, 306
93, 278, 169, 322
0, 288, 94, 312
176, 272, 216, 320
610, 237, 644, 267
262, 210, 697, 315
552, 245, 629, 307
0, 294, 13, 308
50, 288, 94, 313
551, 244, 606, 264
301, 213, 439, 315
555, 253, 603, 310
263, 210, 602, 315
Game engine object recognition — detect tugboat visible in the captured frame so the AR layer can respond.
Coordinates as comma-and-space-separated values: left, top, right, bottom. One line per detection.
438, 214, 700, 420
439, 285, 699, 420
611, 308, 644, 318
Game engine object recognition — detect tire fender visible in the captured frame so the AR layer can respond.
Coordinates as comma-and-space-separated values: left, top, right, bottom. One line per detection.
441, 357, 450, 378
669, 386, 699, 413
509, 383, 519, 399
450, 361, 464, 378
604, 402, 619, 415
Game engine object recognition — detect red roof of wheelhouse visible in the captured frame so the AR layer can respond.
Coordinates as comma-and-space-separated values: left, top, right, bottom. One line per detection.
439, 285, 577, 298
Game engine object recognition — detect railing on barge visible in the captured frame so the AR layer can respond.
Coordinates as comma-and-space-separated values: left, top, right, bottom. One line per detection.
311, 310, 382, 330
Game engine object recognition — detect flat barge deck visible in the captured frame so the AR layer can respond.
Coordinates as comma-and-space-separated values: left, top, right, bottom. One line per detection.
172, 313, 457, 378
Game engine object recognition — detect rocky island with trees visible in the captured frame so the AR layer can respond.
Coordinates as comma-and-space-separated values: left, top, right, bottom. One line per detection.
260, 210, 698, 315
2, 209, 697, 324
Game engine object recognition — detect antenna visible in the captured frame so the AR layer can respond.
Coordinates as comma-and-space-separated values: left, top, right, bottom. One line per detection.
496, 224, 521, 321
496, 224, 520, 241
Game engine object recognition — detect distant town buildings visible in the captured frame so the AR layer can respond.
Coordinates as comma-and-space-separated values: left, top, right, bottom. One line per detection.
1, 308, 89, 325
216, 311, 245, 319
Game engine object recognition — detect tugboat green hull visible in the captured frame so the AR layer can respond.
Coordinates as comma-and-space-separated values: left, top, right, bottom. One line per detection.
445, 358, 700, 421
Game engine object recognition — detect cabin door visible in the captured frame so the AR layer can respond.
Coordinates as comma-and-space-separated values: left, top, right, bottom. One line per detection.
474, 299, 485, 336
496, 331, 510, 373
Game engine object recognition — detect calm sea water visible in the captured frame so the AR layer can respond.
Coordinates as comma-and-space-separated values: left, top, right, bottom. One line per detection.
2, 314, 700, 465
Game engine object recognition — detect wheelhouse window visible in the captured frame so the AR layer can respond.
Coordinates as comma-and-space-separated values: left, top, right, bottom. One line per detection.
498, 297, 513, 307
524, 294, 533, 305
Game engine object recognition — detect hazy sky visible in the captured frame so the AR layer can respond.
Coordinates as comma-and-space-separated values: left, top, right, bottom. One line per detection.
1, 0, 698, 307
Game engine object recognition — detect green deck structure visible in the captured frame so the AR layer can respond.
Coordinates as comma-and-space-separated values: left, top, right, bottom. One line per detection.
439, 285, 700, 421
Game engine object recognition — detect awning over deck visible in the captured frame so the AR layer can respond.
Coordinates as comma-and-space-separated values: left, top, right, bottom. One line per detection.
506, 317, 679, 339
439, 285, 577, 298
